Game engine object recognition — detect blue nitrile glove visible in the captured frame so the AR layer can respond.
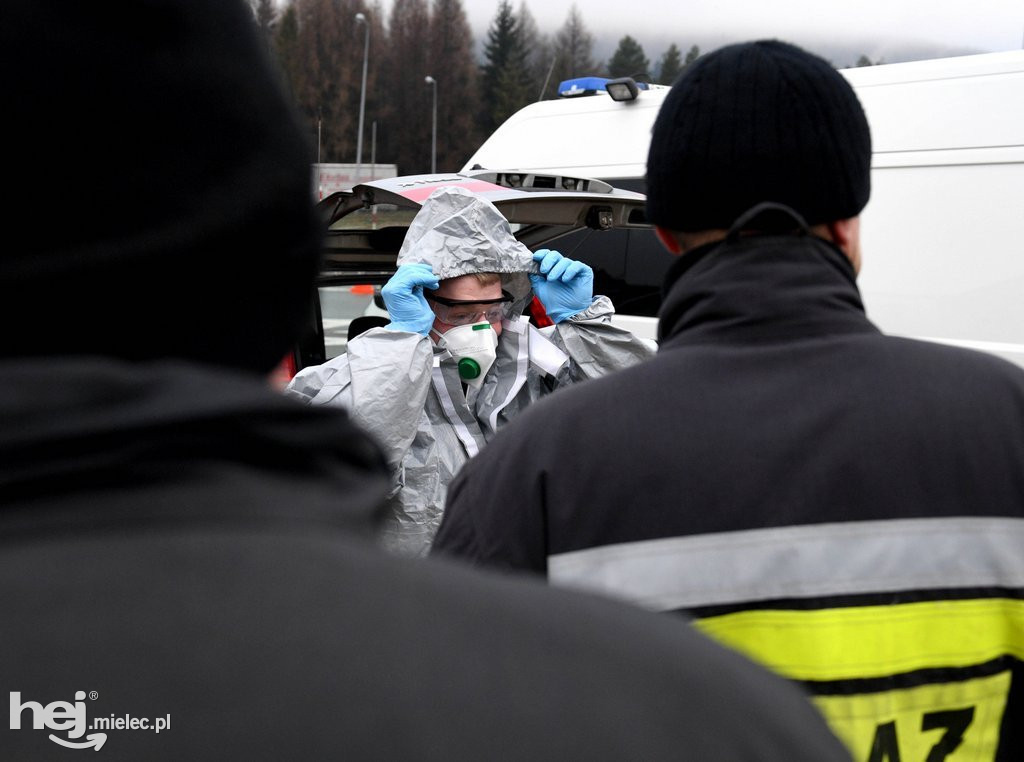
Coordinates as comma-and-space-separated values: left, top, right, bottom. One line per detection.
381, 263, 440, 335
529, 249, 594, 323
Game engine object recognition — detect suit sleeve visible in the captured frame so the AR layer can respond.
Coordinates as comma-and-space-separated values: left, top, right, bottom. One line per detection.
285, 327, 434, 500
552, 295, 655, 382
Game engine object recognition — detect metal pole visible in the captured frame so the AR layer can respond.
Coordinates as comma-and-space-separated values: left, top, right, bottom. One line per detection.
539, 55, 557, 101
370, 120, 377, 180
425, 75, 437, 174
355, 13, 369, 186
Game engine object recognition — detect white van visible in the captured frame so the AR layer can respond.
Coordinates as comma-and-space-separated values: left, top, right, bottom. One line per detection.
462, 52, 1024, 369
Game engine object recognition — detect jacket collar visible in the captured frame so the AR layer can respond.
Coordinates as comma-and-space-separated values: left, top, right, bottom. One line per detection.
0, 356, 388, 532
658, 233, 878, 348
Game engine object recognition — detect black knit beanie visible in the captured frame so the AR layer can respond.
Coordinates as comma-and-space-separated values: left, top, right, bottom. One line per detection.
646, 40, 872, 232
1, 0, 322, 373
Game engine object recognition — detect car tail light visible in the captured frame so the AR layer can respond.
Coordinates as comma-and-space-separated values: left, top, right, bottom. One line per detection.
268, 352, 297, 391
527, 296, 554, 328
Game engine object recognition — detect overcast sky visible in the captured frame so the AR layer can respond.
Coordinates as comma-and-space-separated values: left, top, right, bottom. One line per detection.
450, 0, 1024, 66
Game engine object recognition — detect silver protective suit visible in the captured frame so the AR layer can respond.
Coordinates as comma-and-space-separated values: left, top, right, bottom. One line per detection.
286, 187, 655, 555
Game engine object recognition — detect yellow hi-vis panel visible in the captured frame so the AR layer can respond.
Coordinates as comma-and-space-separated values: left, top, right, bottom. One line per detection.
693, 598, 1024, 681
815, 671, 1011, 761
694, 599, 1024, 761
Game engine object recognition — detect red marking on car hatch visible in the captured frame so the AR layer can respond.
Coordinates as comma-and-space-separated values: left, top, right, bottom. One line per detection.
399, 180, 505, 203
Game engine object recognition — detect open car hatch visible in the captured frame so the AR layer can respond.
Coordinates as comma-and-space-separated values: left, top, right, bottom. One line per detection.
316, 170, 650, 285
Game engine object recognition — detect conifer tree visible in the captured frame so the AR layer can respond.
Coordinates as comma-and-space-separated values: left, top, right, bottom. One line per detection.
684, 44, 701, 68
381, 0, 433, 174
549, 5, 596, 86
608, 35, 650, 80
274, 3, 301, 97
480, 1, 532, 134
657, 43, 683, 85
517, 2, 552, 102
269, 0, 386, 171
288, 0, 349, 162
429, 0, 479, 171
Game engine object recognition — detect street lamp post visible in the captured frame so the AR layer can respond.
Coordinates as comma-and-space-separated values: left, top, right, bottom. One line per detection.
354, 12, 369, 186
370, 120, 377, 180
425, 75, 437, 174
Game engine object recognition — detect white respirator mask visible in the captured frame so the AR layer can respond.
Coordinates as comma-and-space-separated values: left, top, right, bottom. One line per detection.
432, 322, 499, 387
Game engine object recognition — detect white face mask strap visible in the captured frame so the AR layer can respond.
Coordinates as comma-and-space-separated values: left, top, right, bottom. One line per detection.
430, 328, 458, 358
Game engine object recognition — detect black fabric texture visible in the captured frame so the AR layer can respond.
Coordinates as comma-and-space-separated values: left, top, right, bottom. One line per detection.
0, 356, 853, 760
0, 358, 390, 530
1, 0, 322, 373
433, 234, 1024, 757
434, 234, 1024, 561
645, 40, 872, 232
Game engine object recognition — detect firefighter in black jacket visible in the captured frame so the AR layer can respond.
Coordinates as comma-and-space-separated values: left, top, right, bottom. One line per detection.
434, 40, 1024, 761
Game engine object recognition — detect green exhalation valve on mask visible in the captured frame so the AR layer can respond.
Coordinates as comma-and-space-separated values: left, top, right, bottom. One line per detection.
458, 357, 482, 380
434, 321, 498, 388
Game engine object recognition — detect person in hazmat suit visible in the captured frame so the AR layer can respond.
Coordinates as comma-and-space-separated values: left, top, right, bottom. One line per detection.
286, 186, 654, 555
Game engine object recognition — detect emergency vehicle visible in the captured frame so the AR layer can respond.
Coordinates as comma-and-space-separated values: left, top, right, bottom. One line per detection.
462, 51, 1024, 370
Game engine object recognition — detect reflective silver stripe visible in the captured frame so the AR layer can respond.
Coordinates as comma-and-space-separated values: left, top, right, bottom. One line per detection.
431, 365, 480, 457
548, 517, 1024, 611
488, 316, 531, 433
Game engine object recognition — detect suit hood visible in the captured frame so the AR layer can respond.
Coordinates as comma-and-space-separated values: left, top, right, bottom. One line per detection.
396, 187, 535, 306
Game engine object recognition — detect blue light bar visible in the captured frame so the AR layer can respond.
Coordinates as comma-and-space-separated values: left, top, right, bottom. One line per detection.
558, 76, 652, 98
558, 77, 610, 97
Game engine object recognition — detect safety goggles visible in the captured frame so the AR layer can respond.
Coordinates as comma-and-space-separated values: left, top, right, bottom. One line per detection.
426, 290, 515, 327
